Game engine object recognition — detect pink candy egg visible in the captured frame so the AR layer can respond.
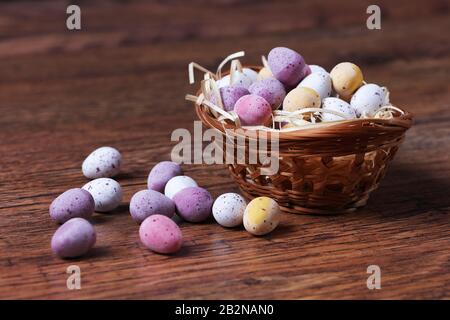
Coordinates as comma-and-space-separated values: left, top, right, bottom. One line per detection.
139, 214, 183, 254
234, 94, 272, 126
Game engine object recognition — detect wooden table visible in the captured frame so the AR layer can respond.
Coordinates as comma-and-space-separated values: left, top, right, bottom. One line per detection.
0, 0, 449, 300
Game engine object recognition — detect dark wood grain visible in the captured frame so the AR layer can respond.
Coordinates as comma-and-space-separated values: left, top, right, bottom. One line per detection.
0, 0, 449, 299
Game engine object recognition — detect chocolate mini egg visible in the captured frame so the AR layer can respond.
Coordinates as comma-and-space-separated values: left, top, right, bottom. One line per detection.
49, 188, 95, 224
283, 87, 321, 112
212, 193, 247, 227
147, 161, 183, 193
173, 187, 213, 223
242, 68, 258, 83
234, 94, 272, 126
139, 214, 183, 254
321, 97, 357, 122
51, 218, 96, 258
164, 175, 198, 199
330, 62, 364, 100
82, 146, 122, 179
211, 85, 250, 111
268, 47, 309, 87
217, 70, 253, 89
257, 67, 273, 80
243, 197, 280, 236
82, 178, 123, 212
130, 189, 175, 223
350, 83, 385, 117
309, 64, 327, 74
298, 71, 332, 100
249, 77, 286, 110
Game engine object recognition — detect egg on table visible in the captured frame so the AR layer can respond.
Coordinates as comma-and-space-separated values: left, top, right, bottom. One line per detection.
129, 189, 175, 223
283, 87, 321, 112
51, 218, 96, 258
82, 146, 122, 179
297, 71, 332, 100
212, 193, 247, 227
82, 178, 123, 212
321, 97, 357, 122
330, 62, 364, 100
243, 197, 280, 236
139, 214, 183, 254
234, 94, 272, 126
350, 83, 385, 117
49, 188, 95, 223
164, 175, 198, 199
248, 77, 286, 110
147, 161, 183, 193
268, 47, 309, 87
173, 186, 213, 223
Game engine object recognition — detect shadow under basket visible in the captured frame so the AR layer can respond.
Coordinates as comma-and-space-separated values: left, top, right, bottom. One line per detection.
194, 94, 413, 215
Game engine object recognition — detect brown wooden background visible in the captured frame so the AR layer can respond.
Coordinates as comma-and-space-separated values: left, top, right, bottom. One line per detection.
0, 0, 449, 299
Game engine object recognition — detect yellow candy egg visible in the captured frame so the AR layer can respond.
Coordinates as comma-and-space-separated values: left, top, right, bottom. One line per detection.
282, 87, 321, 112
243, 197, 280, 236
330, 62, 364, 100
257, 67, 273, 80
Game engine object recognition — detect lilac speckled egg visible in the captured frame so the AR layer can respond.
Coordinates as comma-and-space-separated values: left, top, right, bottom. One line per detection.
51, 218, 96, 258
234, 94, 272, 126
173, 187, 213, 223
139, 214, 183, 254
211, 85, 249, 111
82, 146, 122, 179
249, 78, 286, 110
268, 47, 308, 87
147, 161, 183, 193
49, 188, 95, 224
130, 189, 175, 223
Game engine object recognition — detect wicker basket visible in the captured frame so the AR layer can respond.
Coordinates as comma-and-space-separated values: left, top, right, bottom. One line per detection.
192, 67, 413, 214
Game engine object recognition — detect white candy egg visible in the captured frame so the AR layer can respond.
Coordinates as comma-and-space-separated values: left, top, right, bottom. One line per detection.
298, 72, 332, 100
212, 193, 247, 227
309, 65, 327, 74
350, 83, 385, 117
321, 97, 357, 122
82, 146, 122, 179
164, 176, 198, 199
217, 71, 253, 89
82, 178, 123, 212
242, 68, 258, 83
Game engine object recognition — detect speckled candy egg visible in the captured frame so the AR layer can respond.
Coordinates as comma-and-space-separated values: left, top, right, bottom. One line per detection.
249, 78, 286, 110
130, 189, 175, 223
82, 146, 122, 179
283, 87, 321, 112
243, 197, 280, 236
330, 62, 364, 100
309, 64, 327, 74
211, 85, 250, 111
164, 175, 198, 199
242, 68, 258, 83
268, 47, 309, 87
51, 218, 96, 258
139, 214, 183, 254
217, 71, 253, 89
173, 187, 213, 223
212, 193, 247, 227
147, 161, 183, 193
350, 83, 385, 117
298, 71, 332, 100
257, 67, 273, 80
321, 97, 357, 122
234, 94, 272, 126
82, 178, 122, 212
49, 188, 95, 224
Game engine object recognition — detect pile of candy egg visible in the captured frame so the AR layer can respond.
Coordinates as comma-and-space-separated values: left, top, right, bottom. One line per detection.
49, 147, 281, 258
189, 47, 396, 129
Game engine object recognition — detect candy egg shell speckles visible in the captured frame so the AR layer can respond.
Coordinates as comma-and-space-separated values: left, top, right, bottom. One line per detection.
173, 187, 213, 223
298, 71, 332, 100
321, 97, 356, 122
212, 193, 247, 227
211, 85, 250, 112
234, 94, 272, 126
51, 218, 96, 258
249, 77, 286, 110
330, 62, 364, 100
268, 47, 308, 87
350, 83, 385, 117
130, 189, 175, 223
164, 175, 198, 199
49, 188, 95, 224
283, 87, 321, 112
82, 178, 123, 212
217, 71, 253, 89
243, 197, 280, 236
309, 64, 327, 74
242, 68, 258, 83
82, 146, 122, 179
257, 67, 273, 80
139, 214, 183, 254
147, 161, 183, 193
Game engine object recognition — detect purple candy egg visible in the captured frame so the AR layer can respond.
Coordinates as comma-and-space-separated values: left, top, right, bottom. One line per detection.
268, 47, 308, 87
173, 187, 213, 223
147, 161, 183, 193
211, 85, 250, 111
249, 78, 286, 110
130, 189, 175, 223
51, 218, 96, 258
49, 188, 95, 224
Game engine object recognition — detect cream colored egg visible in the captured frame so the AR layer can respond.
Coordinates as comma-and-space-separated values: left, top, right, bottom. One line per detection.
164, 175, 198, 199
350, 83, 385, 117
212, 193, 247, 227
257, 67, 273, 81
330, 62, 364, 100
321, 97, 357, 122
309, 64, 327, 74
298, 72, 332, 100
243, 197, 280, 236
82, 146, 122, 179
283, 87, 321, 112
82, 178, 123, 212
